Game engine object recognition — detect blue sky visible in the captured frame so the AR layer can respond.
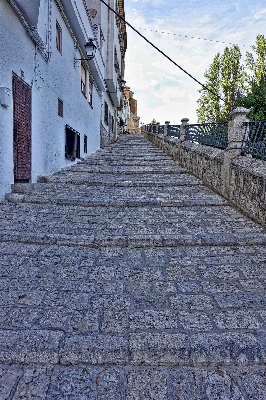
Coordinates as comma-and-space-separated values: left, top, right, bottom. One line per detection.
124, 0, 266, 124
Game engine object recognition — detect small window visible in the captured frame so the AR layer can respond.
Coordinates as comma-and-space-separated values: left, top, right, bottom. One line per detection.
108, 112, 112, 131
65, 126, 80, 160
81, 64, 86, 96
104, 101, 108, 125
84, 134, 88, 153
88, 78, 93, 107
56, 21, 62, 54
58, 98, 63, 117
111, 116, 114, 132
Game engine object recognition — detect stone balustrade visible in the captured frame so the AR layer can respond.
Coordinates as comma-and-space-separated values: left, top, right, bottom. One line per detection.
142, 108, 266, 228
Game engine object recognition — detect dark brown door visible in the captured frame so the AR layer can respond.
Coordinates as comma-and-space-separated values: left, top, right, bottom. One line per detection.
12, 75, 32, 182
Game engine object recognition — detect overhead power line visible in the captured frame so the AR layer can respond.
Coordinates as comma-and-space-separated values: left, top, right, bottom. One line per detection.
99, 0, 228, 105
139, 28, 246, 47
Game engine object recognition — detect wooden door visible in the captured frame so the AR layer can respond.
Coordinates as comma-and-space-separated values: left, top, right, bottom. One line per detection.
12, 75, 32, 182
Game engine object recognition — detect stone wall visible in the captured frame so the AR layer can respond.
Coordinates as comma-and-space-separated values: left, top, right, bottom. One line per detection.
143, 130, 266, 229
124, 86, 140, 133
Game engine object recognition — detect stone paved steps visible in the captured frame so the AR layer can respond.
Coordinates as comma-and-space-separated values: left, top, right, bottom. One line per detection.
1, 134, 266, 397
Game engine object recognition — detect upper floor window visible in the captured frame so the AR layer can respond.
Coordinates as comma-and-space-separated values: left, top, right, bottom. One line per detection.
104, 101, 108, 125
84, 134, 88, 154
58, 98, 63, 117
56, 21, 62, 54
89, 78, 93, 107
81, 64, 86, 96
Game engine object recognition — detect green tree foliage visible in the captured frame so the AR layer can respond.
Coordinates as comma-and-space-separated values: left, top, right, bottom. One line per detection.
245, 34, 266, 84
151, 118, 156, 124
239, 78, 266, 120
220, 45, 246, 120
197, 35, 266, 122
197, 53, 221, 123
238, 34, 266, 120
197, 45, 246, 122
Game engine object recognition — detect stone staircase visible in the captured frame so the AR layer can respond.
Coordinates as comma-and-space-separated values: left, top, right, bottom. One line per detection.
1, 134, 266, 398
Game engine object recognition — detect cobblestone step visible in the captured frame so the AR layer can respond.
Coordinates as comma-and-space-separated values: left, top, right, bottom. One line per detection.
1, 134, 266, 397
0, 364, 265, 398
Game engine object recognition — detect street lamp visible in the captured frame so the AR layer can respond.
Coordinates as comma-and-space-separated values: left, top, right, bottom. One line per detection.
84, 38, 97, 60
74, 38, 97, 65
120, 79, 126, 90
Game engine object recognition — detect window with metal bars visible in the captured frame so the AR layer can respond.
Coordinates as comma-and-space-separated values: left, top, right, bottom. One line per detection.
84, 134, 88, 154
56, 21, 62, 54
104, 101, 108, 125
58, 98, 63, 117
81, 64, 86, 96
88, 78, 93, 107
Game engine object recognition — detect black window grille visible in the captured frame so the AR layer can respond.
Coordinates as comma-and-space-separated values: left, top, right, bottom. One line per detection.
65, 125, 80, 160
58, 98, 63, 117
104, 101, 108, 125
84, 134, 88, 153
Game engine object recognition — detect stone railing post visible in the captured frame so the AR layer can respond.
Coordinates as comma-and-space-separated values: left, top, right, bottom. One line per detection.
164, 121, 170, 136
156, 122, 160, 135
222, 107, 250, 198
228, 107, 250, 154
180, 118, 189, 141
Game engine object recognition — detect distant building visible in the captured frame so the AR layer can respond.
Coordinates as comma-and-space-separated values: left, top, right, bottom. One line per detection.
124, 86, 140, 133
0, 0, 127, 199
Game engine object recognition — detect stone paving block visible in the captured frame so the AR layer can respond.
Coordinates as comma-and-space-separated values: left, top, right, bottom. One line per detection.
166, 265, 200, 281
101, 310, 128, 333
0, 364, 21, 399
131, 294, 167, 310
214, 293, 266, 309
87, 265, 124, 280
129, 310, 179, 330
176, 281, 202, 293
41, 290, 69, 307
126, 370, 168, 399
12, 366, 52, 400
178, 311, 213, 332
201, 281, 241, 293
240, 279, 266, 292
3, 307, 40, 329
153, 281, 177, 293
126, 281, 153, 294
169, 294, 214, 311
213, 310, 263, 330
60, 335, 128, 365
0, 330, 63, 364
169, 369, 245, 399
96, 368, 125, 399
198, 265, 241, 280
46, 366, 95, 399
38, 307, 68, 331
239, 370, 266, 399
190, 332, 264, 366
240, 264, 266, 279
0, 290, 45, 307
124, 266, 163, 281
129, 333, 190, 366
92, 295, 130, 311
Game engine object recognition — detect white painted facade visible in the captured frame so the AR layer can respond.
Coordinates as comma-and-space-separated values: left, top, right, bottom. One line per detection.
0, 0, 128, 200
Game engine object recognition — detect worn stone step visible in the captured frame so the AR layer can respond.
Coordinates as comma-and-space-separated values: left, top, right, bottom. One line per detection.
1, 133, 266, 395
1, 364, 265, 398
1, 230, 266, 248
16, 174, 202, 188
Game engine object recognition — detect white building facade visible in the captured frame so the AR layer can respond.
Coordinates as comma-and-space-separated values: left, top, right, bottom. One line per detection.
0, 0, 127, 200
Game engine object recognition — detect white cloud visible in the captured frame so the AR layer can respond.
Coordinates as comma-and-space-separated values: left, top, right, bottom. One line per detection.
125, 1, 266, 124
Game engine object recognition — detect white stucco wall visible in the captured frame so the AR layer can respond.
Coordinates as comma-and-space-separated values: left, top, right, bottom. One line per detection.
0, 0, 102, 200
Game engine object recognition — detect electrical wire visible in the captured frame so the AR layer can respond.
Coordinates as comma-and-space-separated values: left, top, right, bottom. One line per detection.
99, 0, 229, 105
138, 28, 246, 47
